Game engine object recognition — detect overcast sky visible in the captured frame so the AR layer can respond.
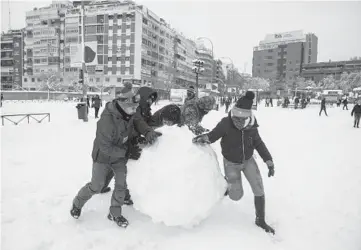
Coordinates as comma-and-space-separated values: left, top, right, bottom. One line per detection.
1, 0, 361, 74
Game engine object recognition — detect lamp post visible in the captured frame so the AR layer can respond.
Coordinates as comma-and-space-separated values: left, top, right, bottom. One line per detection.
80, 0, 88, 121
192, 59, 205, 100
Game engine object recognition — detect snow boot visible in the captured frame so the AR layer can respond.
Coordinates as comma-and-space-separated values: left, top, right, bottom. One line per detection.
107, 212, 129, 228
70, 203, 81, 219
124, 194, 134, 206
100, 187, 111, 193
254, 195, 275, 234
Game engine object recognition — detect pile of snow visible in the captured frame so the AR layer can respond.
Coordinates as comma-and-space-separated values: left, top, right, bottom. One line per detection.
127, 125, 227, 228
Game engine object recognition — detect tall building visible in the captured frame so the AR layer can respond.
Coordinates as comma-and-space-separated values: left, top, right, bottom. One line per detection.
23, 1, 71, 90
252, 30, 318, 84
1, 29, 24, 90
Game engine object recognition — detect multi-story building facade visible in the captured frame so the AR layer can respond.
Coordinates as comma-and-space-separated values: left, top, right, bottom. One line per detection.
301, 60, 361, 82
195, 48, 214, 85
63, 0, 181, 89
23, 1, 70, 90
1, 29, 24, 90
252, 30, 318, 84
173, 33, 197, 87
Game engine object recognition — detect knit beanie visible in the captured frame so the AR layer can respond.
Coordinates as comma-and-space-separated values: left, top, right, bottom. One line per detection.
232, 91, 255, 117
117, 82, 134, 102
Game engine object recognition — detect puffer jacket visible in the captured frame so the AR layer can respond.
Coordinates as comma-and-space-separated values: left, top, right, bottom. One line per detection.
207, 113, 272, 164
91, 100, 133, 164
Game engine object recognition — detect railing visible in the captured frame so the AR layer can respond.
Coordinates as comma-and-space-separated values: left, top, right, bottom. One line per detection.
1, 113, 50, 126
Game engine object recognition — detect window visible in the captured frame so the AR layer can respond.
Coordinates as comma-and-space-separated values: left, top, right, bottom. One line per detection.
96, 78, 100, 82
267, 63, 274, 66
117, 77, 122, 82
24, 78, 28, 82
105, 77, 110, 82
125, 57, 130, 61
268, 49, 273, 53
265, 56, 273, 59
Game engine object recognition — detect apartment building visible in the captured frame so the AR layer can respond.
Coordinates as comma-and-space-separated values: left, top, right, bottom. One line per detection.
23, 1, 71, 89
252, 30, 318, 83
1, 29, 24, 90
302, 60, 361, 82
195, 48, 214, 85
173, 34, 197, 87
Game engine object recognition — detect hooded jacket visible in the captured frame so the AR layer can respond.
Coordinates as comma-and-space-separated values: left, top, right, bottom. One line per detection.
207, 113, 272, 164
91, 100, 133, 164
133, 87, 158, 136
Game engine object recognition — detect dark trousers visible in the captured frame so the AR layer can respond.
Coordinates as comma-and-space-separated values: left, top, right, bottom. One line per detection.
319, 106, 328, 116
354, 114, 360, 127
102, 168, 131, 200
343, 104, 348, 110
94, 107, 100, 118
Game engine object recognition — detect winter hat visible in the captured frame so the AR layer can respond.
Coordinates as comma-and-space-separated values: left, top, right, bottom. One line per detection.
197, 96, 216, 111
232, 91, 255, 117
116, 82, 135, 102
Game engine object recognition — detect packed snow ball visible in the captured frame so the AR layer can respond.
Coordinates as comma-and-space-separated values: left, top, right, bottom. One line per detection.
127, 126, 227, 228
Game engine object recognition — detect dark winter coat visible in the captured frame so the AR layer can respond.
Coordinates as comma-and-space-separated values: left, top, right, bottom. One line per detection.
343, 99, 348, 105
351, 104, 361, 116
92, 97, 102, 108
148, 104, 182, 128
207, 113, 272, 164
321, 99, 326, 107
91, 100, 134, 164
133, 87, 158, 136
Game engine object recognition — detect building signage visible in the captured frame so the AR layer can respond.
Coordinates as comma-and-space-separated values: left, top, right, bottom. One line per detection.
260, 30, 305, 46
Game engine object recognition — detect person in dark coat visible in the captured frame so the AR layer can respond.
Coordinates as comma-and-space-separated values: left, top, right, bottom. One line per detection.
225, 98, 231, 113
1, 93, 3, 107
269, 97, 273, 107
99, 86, 161, 198
342, 98, 348, 110
70, 83, 142, 228
92, 95, 102, 118
148, 104, 182, 128
192, 91, 275, 234
294, 97, 300, 109
351, 100, 361, 128
319, 97, 328, 116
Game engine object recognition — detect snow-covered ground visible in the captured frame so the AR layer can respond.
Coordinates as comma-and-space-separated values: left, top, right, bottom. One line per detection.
1, 100, 361, 250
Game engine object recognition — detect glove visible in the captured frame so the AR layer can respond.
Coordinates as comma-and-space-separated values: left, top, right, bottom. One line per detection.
190, 125, 208, 135
192, 134, 210, 144
266, 160, 275, 177
137, 136, 147, 144
145, 130, 162, 144
128, 144, 142, 160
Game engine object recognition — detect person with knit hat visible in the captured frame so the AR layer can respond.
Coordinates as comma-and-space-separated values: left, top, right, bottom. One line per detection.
70, 82, 142, 228
192, 91, 276, 234
184, 86, 196, 104
180, 95, 216, 135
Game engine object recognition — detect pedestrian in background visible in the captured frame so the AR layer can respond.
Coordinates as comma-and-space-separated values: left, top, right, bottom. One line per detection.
319, 97, 328, 116
351, 100, 361, 128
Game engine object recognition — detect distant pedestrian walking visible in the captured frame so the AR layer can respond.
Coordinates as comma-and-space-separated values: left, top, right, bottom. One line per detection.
319, 97, 328, 116
342, 98, 348, 110
351, 101, 361, 128
92, 95, 102, 118
0, 93, 3, 107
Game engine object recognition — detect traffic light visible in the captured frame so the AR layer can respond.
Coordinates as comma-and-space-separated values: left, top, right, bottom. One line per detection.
79, 69, 84, 84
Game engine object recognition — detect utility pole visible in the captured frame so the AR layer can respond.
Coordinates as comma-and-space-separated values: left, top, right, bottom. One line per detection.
81, 0, 88, 121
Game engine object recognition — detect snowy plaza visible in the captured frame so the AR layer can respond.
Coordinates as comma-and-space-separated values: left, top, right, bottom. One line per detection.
1, 100, 360, 250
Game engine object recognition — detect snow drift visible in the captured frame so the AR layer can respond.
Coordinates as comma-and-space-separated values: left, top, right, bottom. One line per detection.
127, 125, 227, 228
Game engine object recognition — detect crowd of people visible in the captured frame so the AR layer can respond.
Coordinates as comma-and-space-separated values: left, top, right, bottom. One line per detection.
70, 84, 276, 234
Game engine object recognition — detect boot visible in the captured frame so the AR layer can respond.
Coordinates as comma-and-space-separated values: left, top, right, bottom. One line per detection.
70, 203, 81, 219
100, 187, 111, 193
124, 190, 134, 206
107, 212, 129, 228
254, 195, 275, 234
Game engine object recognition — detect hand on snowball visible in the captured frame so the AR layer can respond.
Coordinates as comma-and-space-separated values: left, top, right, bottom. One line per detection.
192, 134, 210, 144
127, 144, 142, 160
145, 130, 162, 144
266, 160, 275, 177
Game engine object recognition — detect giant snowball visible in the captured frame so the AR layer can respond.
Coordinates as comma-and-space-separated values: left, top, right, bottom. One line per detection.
127, 125, 227, 228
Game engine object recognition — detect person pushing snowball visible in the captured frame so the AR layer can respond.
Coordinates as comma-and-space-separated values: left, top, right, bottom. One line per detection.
192, 91, 276, 234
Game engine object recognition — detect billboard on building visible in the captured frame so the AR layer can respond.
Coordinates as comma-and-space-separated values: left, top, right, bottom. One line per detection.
70, 41, 98, 67
260, 30, 305, 45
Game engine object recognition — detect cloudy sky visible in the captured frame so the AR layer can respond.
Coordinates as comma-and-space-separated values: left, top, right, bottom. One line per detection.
1, 0, 361, 74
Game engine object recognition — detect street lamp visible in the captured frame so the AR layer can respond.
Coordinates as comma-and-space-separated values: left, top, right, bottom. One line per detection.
196, 37, 214, 84
192, 59, 205, 100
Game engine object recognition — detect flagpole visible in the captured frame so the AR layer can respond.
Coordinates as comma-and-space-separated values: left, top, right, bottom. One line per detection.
81, 0, 88, 121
